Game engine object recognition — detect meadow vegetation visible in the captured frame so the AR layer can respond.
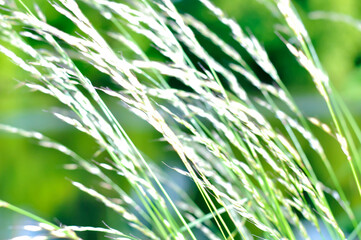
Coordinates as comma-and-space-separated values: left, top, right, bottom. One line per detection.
0, 0, 361, 239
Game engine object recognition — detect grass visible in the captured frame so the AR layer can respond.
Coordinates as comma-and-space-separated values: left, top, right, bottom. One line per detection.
0, 0, 360, 239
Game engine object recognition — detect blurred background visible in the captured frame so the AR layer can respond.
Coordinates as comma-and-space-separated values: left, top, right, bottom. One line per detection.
0, 0, 360, 239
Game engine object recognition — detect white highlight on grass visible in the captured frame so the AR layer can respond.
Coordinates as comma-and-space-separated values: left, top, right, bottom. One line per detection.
38, 223, 55, 231
11, 237, 31, 240
24, 225, 42, 232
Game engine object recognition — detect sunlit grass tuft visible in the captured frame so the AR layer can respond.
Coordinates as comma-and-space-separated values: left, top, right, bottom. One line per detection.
0, 0, 361, 239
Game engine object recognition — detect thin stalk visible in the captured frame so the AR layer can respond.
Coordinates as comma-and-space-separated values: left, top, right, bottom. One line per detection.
0, 200, 79, 239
